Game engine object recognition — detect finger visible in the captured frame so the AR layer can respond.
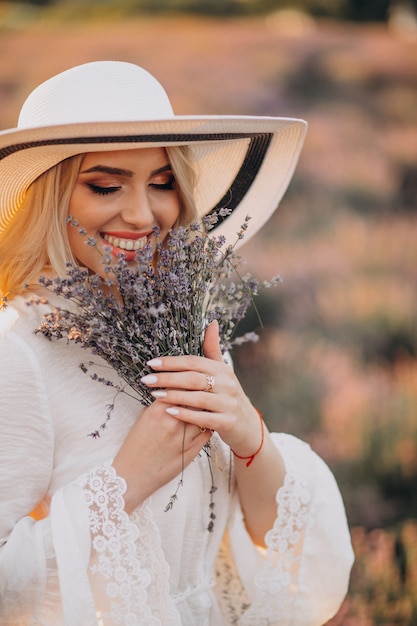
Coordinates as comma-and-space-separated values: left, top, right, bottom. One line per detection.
165, 405, 221, 433
146, 354, 216, 374
143, 401, 212, 447
203, 320, 224, 362
142, 372, 201, 389
151, 387, 223, 413
142, 370, 219, 394
181, 420, 212, 443
163, 406, 214, 441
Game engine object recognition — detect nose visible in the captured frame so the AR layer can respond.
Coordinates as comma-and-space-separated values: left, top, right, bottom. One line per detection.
120, 188, 154, 229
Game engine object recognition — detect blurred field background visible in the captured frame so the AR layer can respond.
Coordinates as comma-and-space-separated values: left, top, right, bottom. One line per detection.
1, 0, 417, 622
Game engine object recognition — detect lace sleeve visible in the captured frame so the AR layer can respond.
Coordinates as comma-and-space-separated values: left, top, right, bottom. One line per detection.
238, 451, 311, 625
75, 463, 180, 626
218, 433, 353, 626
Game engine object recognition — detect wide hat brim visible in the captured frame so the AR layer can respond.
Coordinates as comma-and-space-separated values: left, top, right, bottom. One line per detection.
0, 61, 307, 247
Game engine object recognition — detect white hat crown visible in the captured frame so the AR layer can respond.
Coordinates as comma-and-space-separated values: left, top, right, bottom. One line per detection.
18, 61, 174, 129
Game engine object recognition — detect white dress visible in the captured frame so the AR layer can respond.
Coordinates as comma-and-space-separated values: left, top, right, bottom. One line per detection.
0, 294, 354, 626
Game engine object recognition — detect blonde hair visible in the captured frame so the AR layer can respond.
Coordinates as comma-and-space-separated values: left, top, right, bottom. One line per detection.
0, 146, 197, 298
166, 145, 197, 227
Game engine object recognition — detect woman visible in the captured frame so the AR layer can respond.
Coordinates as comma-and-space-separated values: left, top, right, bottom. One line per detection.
0, 61, 354, 625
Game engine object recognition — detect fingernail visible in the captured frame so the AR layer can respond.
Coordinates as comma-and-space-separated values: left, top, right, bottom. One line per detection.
147, 358, 163, 368
151, 390, 167, 398
141, 374, 158, 385
166, 407, 179, 416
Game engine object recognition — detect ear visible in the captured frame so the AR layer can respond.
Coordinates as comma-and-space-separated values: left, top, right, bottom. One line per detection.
202, 320, 223, 362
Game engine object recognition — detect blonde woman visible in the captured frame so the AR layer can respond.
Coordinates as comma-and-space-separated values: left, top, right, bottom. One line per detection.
0, 61, 353, 625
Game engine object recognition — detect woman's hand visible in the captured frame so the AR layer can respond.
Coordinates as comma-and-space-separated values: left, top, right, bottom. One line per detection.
114, 320, 286, 545
141, 320, 263, 457
141, 320, 286, 546
113, 319, 260, 516
112, 397, 211, 515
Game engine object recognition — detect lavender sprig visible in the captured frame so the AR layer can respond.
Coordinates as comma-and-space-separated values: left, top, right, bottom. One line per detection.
32, 212, 282, 519
35, 214, 281, 408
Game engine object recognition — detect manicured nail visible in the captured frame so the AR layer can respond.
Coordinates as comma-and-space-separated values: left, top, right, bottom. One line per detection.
166, 407, 180, 416
141, 374, 158, 385
147, 358, 163, 368
151, 390, 167, 398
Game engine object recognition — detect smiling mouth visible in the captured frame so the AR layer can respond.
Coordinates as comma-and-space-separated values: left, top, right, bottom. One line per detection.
102, 233, 148, 252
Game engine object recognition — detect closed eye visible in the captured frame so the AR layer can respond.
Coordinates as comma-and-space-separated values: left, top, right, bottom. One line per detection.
87, 184, 121, 196
149, 174, 176, 191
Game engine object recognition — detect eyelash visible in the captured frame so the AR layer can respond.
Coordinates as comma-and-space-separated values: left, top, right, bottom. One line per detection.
88, 184, 120, 196
87, 175, 176, 196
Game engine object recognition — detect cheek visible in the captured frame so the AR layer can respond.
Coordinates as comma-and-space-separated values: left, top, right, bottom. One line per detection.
167, 194, 182, 225
68, 204, 105, 241
68, 188, 101, 225
67, 225, 82, 258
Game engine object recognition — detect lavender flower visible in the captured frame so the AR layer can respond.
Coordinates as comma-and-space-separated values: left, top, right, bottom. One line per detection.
32, 213, 281, 522
35, 214, 281, 411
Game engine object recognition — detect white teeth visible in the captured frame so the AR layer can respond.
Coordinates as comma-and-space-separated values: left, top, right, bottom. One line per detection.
103, 234, 146, 251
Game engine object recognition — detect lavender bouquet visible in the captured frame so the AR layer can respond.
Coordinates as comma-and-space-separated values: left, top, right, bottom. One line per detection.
33, 211, 281, 522
36, 212, 280, 424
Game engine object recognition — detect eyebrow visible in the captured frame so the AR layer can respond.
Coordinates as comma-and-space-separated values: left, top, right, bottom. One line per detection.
81, 163, 172, 177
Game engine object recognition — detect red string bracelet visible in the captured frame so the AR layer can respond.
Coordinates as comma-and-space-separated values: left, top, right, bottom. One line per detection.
231, 409, 264, 467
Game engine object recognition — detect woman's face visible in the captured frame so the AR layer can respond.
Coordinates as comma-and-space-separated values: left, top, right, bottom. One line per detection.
68, 147, 181, 277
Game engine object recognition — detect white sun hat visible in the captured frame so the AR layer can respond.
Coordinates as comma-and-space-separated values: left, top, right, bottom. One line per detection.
0, 60, 307, 245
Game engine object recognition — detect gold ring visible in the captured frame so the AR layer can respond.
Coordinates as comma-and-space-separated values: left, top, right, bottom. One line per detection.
205, 375, 215, 393
199, 427, 207, 433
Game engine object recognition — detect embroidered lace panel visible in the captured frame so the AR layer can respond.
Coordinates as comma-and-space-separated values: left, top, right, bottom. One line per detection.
216, 437, 311, 626
77, 464, 180, 626
215, 535, 251, 625
77, 437, 311, 626
241, 438, 311, 625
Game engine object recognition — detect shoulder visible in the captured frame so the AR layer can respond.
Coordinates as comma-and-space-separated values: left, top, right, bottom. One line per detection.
0, 293, 53, 374
1, 292, 50, 334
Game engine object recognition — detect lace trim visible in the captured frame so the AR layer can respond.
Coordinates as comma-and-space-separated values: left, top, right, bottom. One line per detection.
129, 506, 180, 625
214, 437, 311, 626
240, 439, 311, 625
77, 443, 311, 626
77, 464, 179, 626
